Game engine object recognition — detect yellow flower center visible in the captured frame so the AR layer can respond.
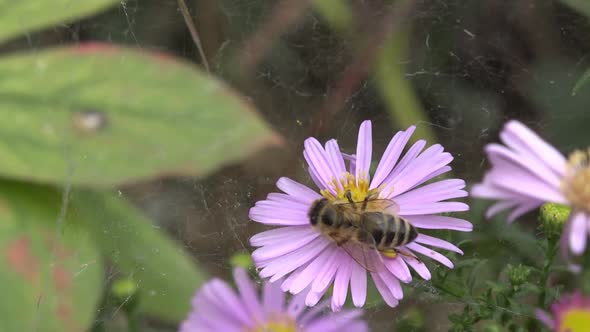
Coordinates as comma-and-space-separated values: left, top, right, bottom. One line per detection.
246, 316, 298, 332
559, 308, 590, 332
320, 172, 379, 203
562, 150, 590, 212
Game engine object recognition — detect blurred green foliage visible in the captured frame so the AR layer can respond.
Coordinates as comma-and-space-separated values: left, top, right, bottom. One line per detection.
0, 181, 102, 332
0, 45, 277, 187
2, 0, 590, 331
0, 1, 279, 330
0, 0, 119, 43
72, 190, 207, 322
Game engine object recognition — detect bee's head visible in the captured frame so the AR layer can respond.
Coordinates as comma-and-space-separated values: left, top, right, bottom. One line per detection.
309, 198, 330, 226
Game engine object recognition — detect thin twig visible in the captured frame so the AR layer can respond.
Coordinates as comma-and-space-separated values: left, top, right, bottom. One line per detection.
311, 0, 416, 136
177, 0, 210, 74
236, 0, 312, 75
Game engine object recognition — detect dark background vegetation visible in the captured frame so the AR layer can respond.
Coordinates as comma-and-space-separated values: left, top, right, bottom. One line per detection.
3, 0, 590, 330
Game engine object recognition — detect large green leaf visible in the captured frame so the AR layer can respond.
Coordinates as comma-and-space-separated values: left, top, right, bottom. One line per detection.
0, 181, 103, 332
528, 61, 590, 150
0, 0, 119, 44
0, 44, 280, 187
71, 190, 207, 322
560, 0, 590, 19
573, 66, 590, 96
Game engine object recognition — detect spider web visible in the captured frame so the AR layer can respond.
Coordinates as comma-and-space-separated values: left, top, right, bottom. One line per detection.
5, 0, 587, 331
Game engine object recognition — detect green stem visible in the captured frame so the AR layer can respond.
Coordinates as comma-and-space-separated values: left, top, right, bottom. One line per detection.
126, 307, 141, 332
538, 238, 559, 308
433, 280, 464, 299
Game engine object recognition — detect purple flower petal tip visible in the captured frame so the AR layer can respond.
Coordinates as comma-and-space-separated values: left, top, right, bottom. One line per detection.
180, 267, 368, 332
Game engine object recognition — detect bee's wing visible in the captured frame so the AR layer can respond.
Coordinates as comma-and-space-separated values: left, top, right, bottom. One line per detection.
340, 238, 385, 273
334, 198, 400, 214
366, 199, 400, 214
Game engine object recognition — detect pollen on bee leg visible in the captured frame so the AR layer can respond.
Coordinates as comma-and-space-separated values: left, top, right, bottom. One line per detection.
382, 250, 397, 258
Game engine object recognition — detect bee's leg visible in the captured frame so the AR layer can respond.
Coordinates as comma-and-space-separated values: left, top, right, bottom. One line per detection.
396, 249, 422, 264
361, 196, 369, 211
345, 191, 357, 208
381, 249, 397, 258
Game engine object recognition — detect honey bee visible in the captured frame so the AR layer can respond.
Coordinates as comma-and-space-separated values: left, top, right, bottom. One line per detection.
308, 191, 419, 271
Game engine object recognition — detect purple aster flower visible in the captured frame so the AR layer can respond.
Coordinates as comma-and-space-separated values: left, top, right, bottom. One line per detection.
536, 291, 590, 332
249, 120, 472, 310
179, 267, 368, 332
471, 120, 590, 268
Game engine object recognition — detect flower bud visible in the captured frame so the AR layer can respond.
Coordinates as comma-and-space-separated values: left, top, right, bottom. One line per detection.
539, 203, 571, 240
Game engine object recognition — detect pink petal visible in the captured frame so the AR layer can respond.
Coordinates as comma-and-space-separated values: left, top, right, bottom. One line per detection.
483, 159, 565, 204
534, 309, 555, 329
355, 120, 373, 183
262, 279, 286, 315
407, 215, 473, 232
299, 300, 330, 324
259, 236, 331, 281
233, 268, 263, 321
250, 226, 315, 247
387, 148, 453, 195
332, 257, 353, 311
370, 272, 400, 307
254, 200, 309, 213
384, 257, 412, 282
305, 289, 325, 307
203, 280, 251, 325
486, 143, 561, 189
350, 262, 367, 307
406, 242, 454, 268
266, 192, 310, 208
277, 177, 321, 203
502, 120, 566, 176
507, 201, 542, 223
399, 202, 469, 215
402, 256, 431, 280
417, 165, 452, 186
249, 206, 309, 225
415, 234, 463, 254
288, 246, 338, 293
561, 218, 583, 273
380, 140, 427, 190
377, 270, 404, 299
370, 125, 415, 189
281, 264, 307, 291
308, 165, 326, 190
311, 249, 342, 293
325, 139, 347, 179
342, 153, 356, 174
569, 211, 588, 255
393, 179, 467, 205
306, 309, 367, 332
287, 291, 307, 318
252, 231, 320, 264
304, 147, 333, 192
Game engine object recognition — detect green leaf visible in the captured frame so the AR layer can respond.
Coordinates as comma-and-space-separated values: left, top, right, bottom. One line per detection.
375, 29, 437, 144
72, 190, 207, 322
560, 0, 590, 19
0, 44, 281, 187
0, 0, 119, 44
573, 66, 590, 96
311, 0, 353, 31
528, 61, 590, 149
0, 181, 103, 332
